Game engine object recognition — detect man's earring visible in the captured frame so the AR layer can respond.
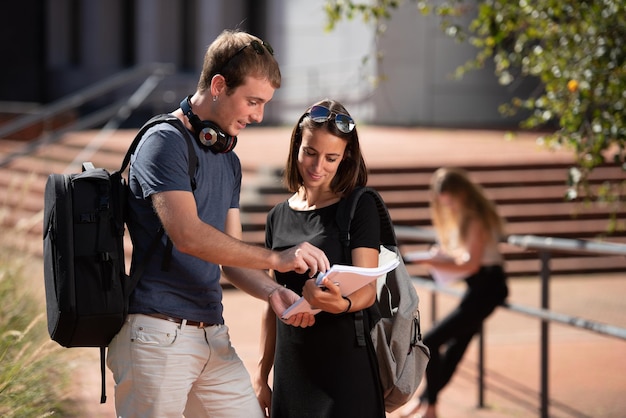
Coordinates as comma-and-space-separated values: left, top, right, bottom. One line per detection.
213, 95, 218, 102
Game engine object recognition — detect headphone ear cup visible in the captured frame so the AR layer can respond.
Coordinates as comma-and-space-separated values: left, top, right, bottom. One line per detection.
197, 124, 220, 147
197, 121, 238, 153
180, 96, 237, 153
210, 133, 238, 153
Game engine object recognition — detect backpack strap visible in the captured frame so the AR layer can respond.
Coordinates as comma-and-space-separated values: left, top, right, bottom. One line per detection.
121, 115, 199, 291
336, 186, 397, 253
336, 186, 397, 347
100, 347, 107, 403
336, 187, 365, 346
336, 186, 366, 262
118, 114, 198, 184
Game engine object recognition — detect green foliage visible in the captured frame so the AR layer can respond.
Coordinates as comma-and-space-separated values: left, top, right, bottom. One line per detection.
455, 1, 625, 164
324, 0, 400, 32
324, 0, 625, 222
0, 250, 69, 417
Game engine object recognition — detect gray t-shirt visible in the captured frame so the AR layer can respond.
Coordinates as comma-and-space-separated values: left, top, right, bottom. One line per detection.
127, 119, 241, 324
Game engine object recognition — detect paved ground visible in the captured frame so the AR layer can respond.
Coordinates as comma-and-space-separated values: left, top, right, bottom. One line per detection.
68, 273, 626, 418
31, 125, 625, 417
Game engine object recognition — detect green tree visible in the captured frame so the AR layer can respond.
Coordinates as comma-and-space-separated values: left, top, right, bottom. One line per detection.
324, 0, 625, 229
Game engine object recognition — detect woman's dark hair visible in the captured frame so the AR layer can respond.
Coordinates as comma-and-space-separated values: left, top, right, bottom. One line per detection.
283, 99, 368, 195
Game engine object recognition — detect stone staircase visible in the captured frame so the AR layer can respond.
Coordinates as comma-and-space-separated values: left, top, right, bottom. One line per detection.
1, 129, 625, 277
239, 164, 626, 277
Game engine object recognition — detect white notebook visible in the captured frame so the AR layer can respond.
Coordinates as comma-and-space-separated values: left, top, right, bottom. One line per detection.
281, 249, 400, 319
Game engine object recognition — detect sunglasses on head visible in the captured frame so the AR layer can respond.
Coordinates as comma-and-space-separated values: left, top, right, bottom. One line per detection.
246, 39, 274, 55
308, 105, 355, 133
221, 39, 274, 71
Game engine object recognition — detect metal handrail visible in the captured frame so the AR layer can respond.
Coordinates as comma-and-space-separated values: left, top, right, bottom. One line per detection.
0, 63, 174, 139
395, 225, 626, 257
0, 63, 175, 169
396, 225, 626, 418
409, 275, 626, 341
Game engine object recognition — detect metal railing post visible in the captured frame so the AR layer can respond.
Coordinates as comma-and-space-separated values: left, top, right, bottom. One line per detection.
477, 324, 485, 408
539, 250, 551, 418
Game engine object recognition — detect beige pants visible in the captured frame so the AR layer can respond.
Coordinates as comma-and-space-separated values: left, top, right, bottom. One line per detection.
107, 314, 264, 418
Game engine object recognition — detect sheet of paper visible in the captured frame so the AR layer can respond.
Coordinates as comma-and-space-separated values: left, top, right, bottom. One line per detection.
281, 252, 400, 319
429, 268, 467, 286
403, 250, 467, 286
403, 250, 436, 262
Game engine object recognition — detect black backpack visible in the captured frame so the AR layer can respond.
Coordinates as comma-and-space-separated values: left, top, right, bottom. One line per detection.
336, 186, 430, 412
42, 114, 197, 402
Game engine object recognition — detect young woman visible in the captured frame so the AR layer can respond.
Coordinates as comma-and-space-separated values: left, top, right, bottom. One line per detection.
254, 99, 386, 417
401, 167, 509, 418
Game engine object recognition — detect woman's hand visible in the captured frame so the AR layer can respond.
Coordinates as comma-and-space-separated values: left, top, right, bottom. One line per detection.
254, 377, 272, 417
302, 277, 348, 314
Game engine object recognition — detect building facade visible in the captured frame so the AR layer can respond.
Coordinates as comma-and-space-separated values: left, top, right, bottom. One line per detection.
0, 0, 531, 128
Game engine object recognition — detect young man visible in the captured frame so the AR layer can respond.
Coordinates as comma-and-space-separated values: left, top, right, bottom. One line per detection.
106, 29, 329, 417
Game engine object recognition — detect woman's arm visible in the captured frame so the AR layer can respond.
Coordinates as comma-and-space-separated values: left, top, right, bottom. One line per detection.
425, 218, 489, 276
302, 192, 381, 313
302, 246, 379, 314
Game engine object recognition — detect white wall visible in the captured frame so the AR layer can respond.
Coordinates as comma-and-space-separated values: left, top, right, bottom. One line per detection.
373, 1, 523, 127
274, 0, 530, 128
271, 0, 377, 125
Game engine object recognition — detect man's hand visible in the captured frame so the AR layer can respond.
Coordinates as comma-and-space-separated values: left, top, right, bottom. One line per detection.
274, 242, 330, 277
268, 286, 316, 328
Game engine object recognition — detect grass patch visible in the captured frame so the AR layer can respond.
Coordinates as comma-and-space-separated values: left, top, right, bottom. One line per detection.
0, 244, 73, 417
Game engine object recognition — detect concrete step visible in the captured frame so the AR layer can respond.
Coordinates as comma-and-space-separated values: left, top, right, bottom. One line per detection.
1, 127, 624, 278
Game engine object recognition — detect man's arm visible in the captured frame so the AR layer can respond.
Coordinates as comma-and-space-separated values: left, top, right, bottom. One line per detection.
254, 294, 277, 415
151, 190, 329, 275
220, 207, 316, 327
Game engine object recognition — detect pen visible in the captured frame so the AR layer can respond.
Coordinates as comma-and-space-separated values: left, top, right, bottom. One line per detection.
315, 272, 326, 286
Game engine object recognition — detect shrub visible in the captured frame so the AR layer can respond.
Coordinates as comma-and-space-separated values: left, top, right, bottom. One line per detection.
0, 247, 70, 417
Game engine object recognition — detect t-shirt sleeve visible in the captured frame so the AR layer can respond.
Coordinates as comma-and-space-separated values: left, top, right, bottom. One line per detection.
132, 124, 194, 199
349, 192, 381, 251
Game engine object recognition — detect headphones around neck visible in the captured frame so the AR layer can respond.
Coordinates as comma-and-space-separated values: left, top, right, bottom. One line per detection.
179, 95, 237, 153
